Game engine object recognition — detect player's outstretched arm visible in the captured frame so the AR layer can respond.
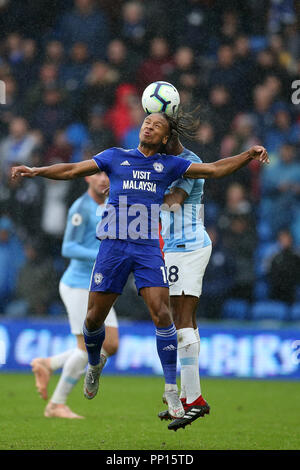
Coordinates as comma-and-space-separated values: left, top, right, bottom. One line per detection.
11, 159, 99, 181
184, 146, 269, 179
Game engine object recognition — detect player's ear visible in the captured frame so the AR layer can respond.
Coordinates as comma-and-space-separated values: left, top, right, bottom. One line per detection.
162, 134, 169, 145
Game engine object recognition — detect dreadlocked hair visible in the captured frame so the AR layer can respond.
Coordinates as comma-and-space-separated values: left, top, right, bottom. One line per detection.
162, 105, 201, 142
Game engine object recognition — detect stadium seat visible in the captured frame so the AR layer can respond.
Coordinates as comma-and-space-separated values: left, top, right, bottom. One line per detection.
250, 301, 289, 321
257, 220, 273, 242
48, 301, 65, 316
290, 303, 300, 321
222, 298, 250, 320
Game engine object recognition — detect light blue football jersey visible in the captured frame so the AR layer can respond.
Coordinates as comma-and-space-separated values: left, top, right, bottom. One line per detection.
60, 192, 107, 289
160, 148, 211, 253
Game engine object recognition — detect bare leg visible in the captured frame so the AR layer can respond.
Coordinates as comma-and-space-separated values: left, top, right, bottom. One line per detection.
170, 294, 205, 405
140, 286, 184, 419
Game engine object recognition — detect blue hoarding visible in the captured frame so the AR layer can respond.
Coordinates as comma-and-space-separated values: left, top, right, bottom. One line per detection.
0, 318, 300, 379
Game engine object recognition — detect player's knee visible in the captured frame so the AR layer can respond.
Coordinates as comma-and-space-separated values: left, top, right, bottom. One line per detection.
85, 307, 102, 331
154, 305, 173, 328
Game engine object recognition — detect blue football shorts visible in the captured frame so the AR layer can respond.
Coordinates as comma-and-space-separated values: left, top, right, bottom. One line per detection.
89, 238, 169, 294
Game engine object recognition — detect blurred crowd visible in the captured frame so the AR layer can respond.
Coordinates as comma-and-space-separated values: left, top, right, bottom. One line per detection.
0, 0, 300, 319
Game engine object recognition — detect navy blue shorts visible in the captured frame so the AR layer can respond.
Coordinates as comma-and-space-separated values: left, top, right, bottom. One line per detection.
89, 239, 169, 294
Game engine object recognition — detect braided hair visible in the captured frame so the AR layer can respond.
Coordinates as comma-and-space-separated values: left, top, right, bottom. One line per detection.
162, 106, 201, 142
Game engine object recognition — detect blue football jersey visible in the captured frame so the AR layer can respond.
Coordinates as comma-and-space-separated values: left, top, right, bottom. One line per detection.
161, 148, 211, 252
93, 147, 191, 246
60, 192, 107, 289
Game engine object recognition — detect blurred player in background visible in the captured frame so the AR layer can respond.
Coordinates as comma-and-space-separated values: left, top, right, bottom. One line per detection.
31, 171, 119, 419
12, 112, 269, 423
159, 111, 211, 431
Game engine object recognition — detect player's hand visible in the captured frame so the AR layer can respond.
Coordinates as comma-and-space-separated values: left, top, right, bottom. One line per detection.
11, 165, 36, 179
248, 145, 270, 164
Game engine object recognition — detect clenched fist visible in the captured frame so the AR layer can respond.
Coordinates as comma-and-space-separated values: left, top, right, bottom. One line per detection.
11, 165, 37, 180
248, 145, 269, 164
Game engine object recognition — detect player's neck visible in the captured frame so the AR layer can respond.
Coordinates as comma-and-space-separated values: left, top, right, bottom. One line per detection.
138, 143, 160, 157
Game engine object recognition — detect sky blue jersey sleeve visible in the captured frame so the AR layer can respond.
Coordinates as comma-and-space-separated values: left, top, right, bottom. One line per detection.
92, 148, 115, 174
168, 152, 201, 195
61, 207, 98, 261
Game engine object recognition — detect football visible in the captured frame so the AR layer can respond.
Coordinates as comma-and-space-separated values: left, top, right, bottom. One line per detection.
141, 81, 180, 116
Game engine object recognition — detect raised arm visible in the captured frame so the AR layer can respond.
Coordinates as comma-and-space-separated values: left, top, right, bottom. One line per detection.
11, 159, 99, 181
184, 146, 269, 179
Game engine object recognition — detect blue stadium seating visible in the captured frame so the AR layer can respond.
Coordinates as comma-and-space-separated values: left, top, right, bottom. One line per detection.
290, 303, 300, 321
222, 299, 250, 320
257, 220, 273, 242
250, 301, 289, 321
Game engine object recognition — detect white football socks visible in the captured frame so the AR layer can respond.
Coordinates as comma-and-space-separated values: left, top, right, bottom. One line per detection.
177, 327, 201, 404
49, 349, 74, 371
194, 327, 201, 355
51, 348, 88, 405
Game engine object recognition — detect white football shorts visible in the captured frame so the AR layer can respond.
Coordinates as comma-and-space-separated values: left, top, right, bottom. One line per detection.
164, 244, 212, 297
59, 281, 118, 335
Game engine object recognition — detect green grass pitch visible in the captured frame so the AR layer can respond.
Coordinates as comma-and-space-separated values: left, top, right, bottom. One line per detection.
1, 373, 299, 450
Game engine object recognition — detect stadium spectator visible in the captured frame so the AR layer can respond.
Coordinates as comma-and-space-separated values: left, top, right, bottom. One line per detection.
166, 46, 200, 97
104, 83, 138, 143
136, 37, 174, 92
11, 38, 40, 95
43, 129, 73, 165
264, 105, 300, 154
0, 75, 21, 136
59, 42, 91, 101
23, 62, 61, 117
265, 229, 300, 304
199, 226, 236, 319
204, 84, 236, 144
208, 44, 239, 99
106, 38, 141, 85
171, 0, 212, 53
220, 113, 261, 198
120, 0, 147, 55
251, 84, 275, 141
262, 143, 300, 237
5, 161, 45, 238
233, 35, 256, 109
31, 87, 72, 144
218, 10, 241, 45
0, 216, 25, 313
44, 40, 65, 68
78, 61, 118, 122
14, 238, 58, 316
122, 102, 145, 149
219, 184, 257, 302
57, 0, 111, 59
86, 105, 116, 152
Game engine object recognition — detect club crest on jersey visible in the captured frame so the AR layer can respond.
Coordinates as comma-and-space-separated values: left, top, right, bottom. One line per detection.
153, 162, 164, 173
94, 272, 103, 285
